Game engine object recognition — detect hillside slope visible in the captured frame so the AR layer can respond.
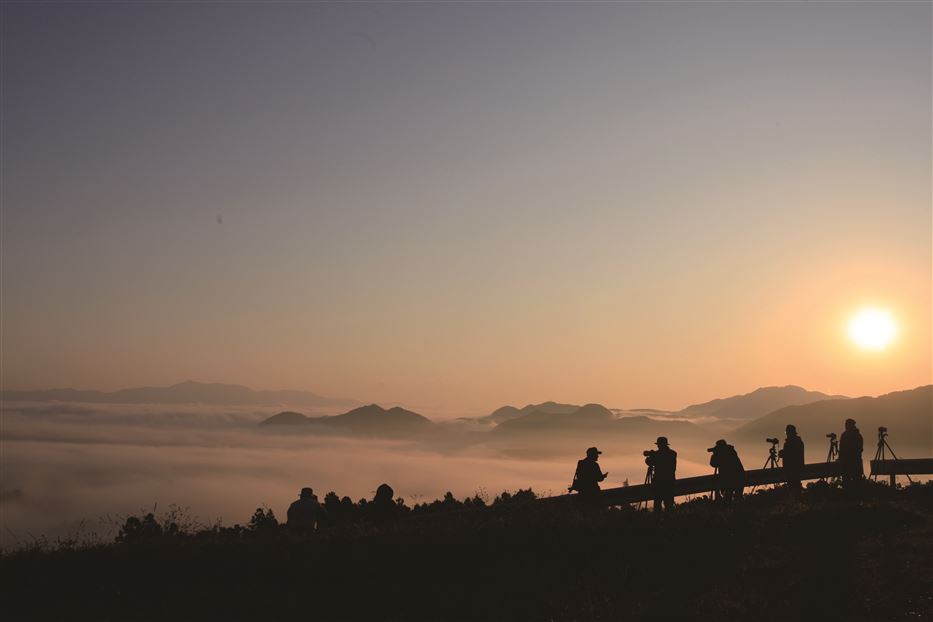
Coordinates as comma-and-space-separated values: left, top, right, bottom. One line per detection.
678, 385, 847, 420
736, 385, 932, 454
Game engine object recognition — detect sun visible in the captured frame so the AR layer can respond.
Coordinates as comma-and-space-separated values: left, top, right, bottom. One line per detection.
848, 308, 897, 350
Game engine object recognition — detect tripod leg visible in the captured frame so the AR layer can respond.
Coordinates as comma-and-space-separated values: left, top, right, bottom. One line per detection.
883, 440, 913, 483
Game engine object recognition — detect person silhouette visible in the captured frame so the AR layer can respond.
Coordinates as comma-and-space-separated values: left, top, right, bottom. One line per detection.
838, 418, 864, 487
287, 487, 327, 532
569, 447, 608, 503
779, 425, 805, 496
371, 483, 398, 523
709, 439, 745, 501
646, 437, 677, 512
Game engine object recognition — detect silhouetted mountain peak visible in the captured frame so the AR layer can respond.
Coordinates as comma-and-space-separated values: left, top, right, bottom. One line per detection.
259, 411, 309, 426
478, 401, 579, 424
575, 403, 614, 418
258, 403, 432, 437
678, 385, 847, 420
736, 385, 932, 453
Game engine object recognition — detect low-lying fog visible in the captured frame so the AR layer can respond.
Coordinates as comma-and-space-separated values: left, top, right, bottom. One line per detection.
0, 401, 900, 547
0, 402, 705, 545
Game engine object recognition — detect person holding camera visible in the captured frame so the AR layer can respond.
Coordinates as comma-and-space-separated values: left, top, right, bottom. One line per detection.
838, 418, 864, 487
779, 424, 805, 496
569, 446, 608, 503
708, 439, 745, 501
645, 436, 677, 512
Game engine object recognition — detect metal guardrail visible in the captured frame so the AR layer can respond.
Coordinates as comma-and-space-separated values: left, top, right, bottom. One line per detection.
548, 458, 932, 506
870, 458, 933, 476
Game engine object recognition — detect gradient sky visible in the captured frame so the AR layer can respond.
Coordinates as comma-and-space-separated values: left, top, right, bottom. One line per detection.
2, 2, 930, 414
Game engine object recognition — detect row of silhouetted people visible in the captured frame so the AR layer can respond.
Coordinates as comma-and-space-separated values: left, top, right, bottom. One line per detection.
287, 483, 398, 531
286, 419, 866, 527
570, 418, 865, 511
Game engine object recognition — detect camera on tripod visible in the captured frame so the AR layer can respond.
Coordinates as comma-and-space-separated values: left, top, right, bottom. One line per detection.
878, 426, 887, 437
766, 437, 779, 445
826, 432, 836, 440
643, 449, 656, 458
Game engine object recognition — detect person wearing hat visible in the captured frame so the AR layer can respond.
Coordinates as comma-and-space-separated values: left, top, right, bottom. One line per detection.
645, 437, 677, 512
569, 447, 608, 502
779, 424, 805, 496
708, 439, 745, 501
287, 486, 328, 532
838, 418, 864, 488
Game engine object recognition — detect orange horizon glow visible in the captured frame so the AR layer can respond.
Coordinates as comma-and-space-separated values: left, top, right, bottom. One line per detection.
2, 3, 930, 415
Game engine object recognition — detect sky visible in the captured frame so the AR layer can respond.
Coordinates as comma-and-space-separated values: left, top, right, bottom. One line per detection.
2, 2, 930, 414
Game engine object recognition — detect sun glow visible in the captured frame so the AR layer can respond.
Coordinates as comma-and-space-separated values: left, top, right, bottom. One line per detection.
848, 308, 897, 351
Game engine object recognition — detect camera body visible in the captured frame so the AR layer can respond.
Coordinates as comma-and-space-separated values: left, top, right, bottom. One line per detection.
706, 446, 716, 453
643, 449, 656, 458
878, 426, 887, 434
766, 437, 779, 444
826, 432, 836, 439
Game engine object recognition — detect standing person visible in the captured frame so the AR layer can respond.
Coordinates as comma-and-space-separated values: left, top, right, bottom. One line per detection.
646, 437, 677, 512
287, 487, 327, 532
838, 419, 864, 487
779, 425, 805, 496
569, 447, 608, 503
709, 439, 745, 501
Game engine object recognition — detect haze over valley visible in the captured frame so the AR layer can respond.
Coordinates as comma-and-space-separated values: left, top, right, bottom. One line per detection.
3, 381, 929, 545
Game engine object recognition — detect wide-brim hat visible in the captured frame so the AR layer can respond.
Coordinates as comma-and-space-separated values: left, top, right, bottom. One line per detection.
586, 446, 602, 456
655, 436, 669, 446
300, 487, 314, 498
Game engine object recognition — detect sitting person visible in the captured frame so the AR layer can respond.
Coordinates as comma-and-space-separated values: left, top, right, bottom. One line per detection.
287, 487, 327, 531
371, 483, 398, 523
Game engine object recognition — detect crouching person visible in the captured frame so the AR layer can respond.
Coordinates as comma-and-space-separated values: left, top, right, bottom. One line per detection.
709, 439, 745, 501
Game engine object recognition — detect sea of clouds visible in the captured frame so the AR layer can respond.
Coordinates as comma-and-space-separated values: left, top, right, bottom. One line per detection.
0, 401, 728, 546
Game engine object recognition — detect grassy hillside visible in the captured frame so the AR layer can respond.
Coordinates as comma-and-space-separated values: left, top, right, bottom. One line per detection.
3, 482, 931, 621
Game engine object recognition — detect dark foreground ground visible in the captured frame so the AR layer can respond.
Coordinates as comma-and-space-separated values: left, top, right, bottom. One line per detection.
3, 481, 932, 621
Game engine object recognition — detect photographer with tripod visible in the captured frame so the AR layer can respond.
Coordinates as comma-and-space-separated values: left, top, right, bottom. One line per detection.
708, 439, 745, 501
838, 418, 864, 488
644, 437, 677, 512
779, 424, 805, 496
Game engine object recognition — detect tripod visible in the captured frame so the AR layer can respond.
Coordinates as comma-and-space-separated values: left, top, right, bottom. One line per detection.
638, 465, 654, 510
826, 435, 839, 462
872, 428, 912, 486
763, 441, 780, 469
751, 440, 780, 492
822, 433, 840, 483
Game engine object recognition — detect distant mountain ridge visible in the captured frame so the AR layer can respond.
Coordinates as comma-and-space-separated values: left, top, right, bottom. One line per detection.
480, 402, 579, 424
677, 386, 848, 421
259, 404, 432, 438
2, 381, 359, 409
493, 403, 614, 432
736, 386, 933, 452
490, 403, 700, 441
